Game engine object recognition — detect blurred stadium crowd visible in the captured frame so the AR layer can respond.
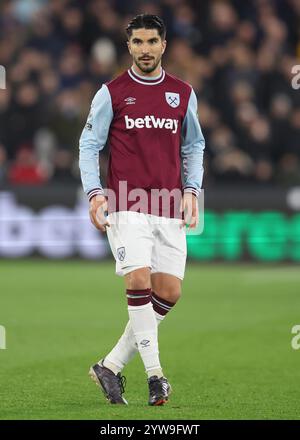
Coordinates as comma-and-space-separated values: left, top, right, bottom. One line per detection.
0, 0, 299, 188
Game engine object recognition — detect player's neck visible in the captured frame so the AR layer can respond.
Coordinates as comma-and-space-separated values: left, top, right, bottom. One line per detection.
131, 64, 163, 78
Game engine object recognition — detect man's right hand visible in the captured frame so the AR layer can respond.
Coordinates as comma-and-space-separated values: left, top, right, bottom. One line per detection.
89, 194, 110, 232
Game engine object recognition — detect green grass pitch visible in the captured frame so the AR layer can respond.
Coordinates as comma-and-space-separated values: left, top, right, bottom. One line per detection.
0, 259, 300, 420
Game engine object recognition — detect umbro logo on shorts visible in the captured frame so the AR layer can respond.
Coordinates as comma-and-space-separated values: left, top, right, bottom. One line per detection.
117, 246, 126, 261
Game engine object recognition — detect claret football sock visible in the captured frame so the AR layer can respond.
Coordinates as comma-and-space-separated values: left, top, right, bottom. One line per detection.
103, 291, 176, 372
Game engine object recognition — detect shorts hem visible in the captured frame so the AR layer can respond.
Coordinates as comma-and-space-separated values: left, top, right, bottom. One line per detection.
116, 264, 152, 277
150, 269, 185, 280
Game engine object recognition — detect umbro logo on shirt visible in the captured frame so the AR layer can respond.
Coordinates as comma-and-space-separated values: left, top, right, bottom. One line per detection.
124, 97, 136, 105
125, 115, 179, 134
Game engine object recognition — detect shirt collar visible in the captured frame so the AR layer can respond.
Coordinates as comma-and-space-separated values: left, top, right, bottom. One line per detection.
128, 66, 165, 85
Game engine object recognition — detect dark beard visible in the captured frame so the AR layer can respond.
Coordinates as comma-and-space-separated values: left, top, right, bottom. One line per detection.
135, 57, 161, 74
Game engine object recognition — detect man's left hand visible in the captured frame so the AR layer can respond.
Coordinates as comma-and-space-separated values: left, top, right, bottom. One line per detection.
180, 192, 199, 229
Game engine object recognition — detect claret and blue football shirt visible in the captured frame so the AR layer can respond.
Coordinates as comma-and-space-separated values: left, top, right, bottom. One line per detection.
79, 66, 205, 217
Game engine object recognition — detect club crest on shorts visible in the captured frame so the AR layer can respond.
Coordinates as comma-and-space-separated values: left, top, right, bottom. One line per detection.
117, 246, 126, 261
165, 92, 180, 108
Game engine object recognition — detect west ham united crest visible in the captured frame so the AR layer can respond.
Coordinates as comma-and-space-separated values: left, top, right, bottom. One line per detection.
165, 92, 180, 108
117, 246, 126, 261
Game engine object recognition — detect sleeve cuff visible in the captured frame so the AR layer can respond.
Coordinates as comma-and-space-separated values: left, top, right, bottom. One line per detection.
183, 187, 199, 197
87, 188, 105, 202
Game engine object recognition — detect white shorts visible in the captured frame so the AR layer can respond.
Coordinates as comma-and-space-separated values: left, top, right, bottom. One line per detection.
106, 211, 187, 280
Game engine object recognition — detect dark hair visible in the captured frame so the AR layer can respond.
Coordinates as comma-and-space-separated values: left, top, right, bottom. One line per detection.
126, 14, 166, 40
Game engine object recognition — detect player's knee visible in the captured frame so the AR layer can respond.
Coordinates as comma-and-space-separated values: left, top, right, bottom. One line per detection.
125, 267, 151, 290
